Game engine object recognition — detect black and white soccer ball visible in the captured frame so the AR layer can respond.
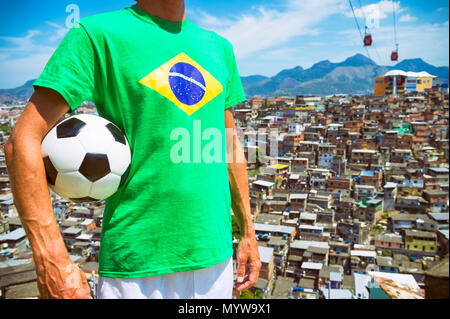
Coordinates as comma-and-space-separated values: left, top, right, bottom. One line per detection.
41, 114, 131, 203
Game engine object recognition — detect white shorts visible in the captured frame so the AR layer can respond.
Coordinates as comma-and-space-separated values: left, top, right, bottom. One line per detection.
97, 257, 234, 299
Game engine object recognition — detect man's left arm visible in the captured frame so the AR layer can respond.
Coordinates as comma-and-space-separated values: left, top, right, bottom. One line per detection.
225, 108, 261, 292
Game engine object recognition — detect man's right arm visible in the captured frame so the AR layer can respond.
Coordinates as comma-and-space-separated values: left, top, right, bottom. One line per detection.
4, 87, 92, 299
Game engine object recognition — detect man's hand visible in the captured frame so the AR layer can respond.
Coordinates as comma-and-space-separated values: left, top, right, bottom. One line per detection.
37, 259, 92, 299
235, 235, 261, 292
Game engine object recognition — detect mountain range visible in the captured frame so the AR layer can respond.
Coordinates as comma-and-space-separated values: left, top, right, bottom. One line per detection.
241, 54, 449, 97
0, 54, 448, 102
0, 79, 36, 103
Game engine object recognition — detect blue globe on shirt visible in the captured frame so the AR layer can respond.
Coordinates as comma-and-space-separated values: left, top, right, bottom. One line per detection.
169, 62, 206, 105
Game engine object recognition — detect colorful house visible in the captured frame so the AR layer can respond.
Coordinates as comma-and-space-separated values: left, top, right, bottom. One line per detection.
404, 229, 437, 253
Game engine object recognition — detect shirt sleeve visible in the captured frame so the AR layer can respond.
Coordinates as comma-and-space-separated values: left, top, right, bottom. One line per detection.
33, 24, 102, 112
223, 40, 246, 110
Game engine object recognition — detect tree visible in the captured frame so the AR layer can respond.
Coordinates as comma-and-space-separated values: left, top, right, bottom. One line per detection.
239, 289, 254, 299
0, 122, 12, 136
255, 289, 263, 299
275, 178, 282, 188
248, 168, 261, 177
255, 147, 263, 168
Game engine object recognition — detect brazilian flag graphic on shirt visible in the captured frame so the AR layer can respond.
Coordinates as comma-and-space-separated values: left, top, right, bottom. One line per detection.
139, 52, 223, 116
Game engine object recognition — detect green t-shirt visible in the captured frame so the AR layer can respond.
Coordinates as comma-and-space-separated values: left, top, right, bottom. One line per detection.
34, 5, 246, 278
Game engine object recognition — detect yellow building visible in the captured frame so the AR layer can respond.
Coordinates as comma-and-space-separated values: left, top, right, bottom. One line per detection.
404, 229, 437, 253
268, 164, 289, 175
416, 76, 434, 92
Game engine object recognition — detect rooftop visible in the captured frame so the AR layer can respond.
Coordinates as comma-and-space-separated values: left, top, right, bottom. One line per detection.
300, 212, 317, 220
254, 223, 295, 235
253, 180, 275, 188
290, 193, 308, 200
374, 233, 403, 243
301, 262, 323, 270
428, 213, 449, 222
404, 229, 437, 239
426, 257, 449, 279
290, 240, 330, 250
368, 271, 422, 294
258, 245, 274, 264
351, 250, 377, 258
0, 228, 26, 242
320, 288, 353, 299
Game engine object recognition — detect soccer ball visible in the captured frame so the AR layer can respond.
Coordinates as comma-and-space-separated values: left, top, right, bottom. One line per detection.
41, 114, 131, 203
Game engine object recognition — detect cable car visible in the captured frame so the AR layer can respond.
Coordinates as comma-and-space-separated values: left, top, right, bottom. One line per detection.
363, 26, 372, 46
391, 44, 399, 62
364, 34, 372, 46
391, 51, 398, 61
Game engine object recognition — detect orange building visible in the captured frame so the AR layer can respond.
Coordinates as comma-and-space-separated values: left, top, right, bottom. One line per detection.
374, 77, 387, 97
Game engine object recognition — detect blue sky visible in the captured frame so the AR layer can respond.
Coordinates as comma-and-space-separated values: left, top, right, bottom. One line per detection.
0, 0, 448, 89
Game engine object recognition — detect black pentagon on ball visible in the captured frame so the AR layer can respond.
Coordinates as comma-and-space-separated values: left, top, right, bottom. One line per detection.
79, 153, 111, 182
69, 196, 99, 203
43, 156, 58, 186
56, 117, 86, 139
105, 123, 126, 145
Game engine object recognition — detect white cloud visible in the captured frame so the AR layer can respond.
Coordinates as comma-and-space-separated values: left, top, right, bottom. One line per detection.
0, 29, 58, 88
0, 30, 41, 52
347, 0, 401, 20
190, 0, 344, 60
399, 14, 417, 23
0, 52, 53, 88
46, 22, 69, 42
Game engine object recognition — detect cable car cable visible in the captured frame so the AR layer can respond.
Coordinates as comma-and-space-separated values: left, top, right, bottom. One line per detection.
391, 0, 399, 62
392, 0, 398, 47
348, 0, 373, 61
372, 40, 384, 66
349, 0, 364, 40
358, 0, 383, 65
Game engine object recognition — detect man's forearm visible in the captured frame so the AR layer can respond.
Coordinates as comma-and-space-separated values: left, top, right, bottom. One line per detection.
227, 134, 254, 238
2, 89, 91, 299
4, 137, 70, 267
226, 119, 261, 291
